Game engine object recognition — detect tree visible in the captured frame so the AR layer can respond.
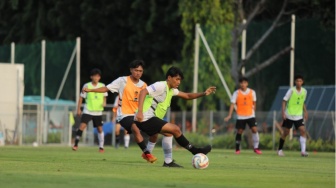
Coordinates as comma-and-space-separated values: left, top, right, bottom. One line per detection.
178, 0, 235, 110
230, 0, 293, 87
0, 0, 184, 102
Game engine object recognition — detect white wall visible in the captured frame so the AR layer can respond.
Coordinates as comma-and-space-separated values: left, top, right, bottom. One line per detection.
0, 63, 24, 144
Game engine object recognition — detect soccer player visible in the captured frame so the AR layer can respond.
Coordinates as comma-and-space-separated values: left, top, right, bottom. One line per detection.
83, 60, 177, 166
224, 77, 262, 155
112, 96, 130, 149
134, 66, 216, 163
277, 75, 309, 157
73, 68, 108, 152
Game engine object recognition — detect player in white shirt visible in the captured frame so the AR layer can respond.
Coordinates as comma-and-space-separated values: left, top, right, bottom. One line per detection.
134, 67, 216, 167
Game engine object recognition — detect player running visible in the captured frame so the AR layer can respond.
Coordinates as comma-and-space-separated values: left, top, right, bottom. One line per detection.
277, 75, 309, 157
133, 66, 216, 161
83, 60, 180, 166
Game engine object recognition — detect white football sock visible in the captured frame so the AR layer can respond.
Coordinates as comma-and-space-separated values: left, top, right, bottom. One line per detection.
98, 132, 104, 148
146, 141, 156, 153
300, 136, 306, 153
162, 136, 173, 164
124, 134, 130, 148
252, 132, 259, 149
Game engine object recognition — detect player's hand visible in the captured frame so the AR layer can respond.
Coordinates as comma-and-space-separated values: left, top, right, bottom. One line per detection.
204, 86, 216, 96
82, 87, 90, 93
135, 112, 144, 122
224, 116, 231, 122
77, 109, 82, 116
282, 112, 287, 120
304, 113, 308, 121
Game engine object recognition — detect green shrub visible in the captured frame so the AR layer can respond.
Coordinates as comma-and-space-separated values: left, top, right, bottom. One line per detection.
22, 136, 36, 144
47, 132, 61, 143
182, 133, 209, 146
212, 133, 235, 149
173, 132, 334, 152
158, 133, 335, 152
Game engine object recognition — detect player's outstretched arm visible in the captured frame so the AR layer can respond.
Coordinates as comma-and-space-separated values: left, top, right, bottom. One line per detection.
224, 103, 235, 122
177, 86, 216, 100
83, 86, 109, 93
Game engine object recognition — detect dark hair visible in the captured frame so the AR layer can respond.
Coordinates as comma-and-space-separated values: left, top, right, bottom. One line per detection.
294, 74, 303, 80
239, 77, 248, 83
129, 60, 145, 69
166, 66, 184, 80
90, 68, 101, 76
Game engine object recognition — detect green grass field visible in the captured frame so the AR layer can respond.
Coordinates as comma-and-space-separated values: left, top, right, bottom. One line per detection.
0, 146, 334, 188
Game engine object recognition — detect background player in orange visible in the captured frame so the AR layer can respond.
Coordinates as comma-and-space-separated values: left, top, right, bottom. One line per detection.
224, 77, 262, 155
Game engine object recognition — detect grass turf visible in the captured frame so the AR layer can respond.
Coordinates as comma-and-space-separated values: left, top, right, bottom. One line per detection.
0, 146, 334, 188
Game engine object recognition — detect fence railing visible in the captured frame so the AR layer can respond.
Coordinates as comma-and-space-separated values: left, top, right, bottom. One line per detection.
1, 104, 334, 147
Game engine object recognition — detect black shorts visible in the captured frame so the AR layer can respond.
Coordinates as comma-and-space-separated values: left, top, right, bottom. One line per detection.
135, 117, 167, 136
80, 114, 103, 127
236, 118, 257, 130
118, 116, 135, 134
282, 119, 304, 130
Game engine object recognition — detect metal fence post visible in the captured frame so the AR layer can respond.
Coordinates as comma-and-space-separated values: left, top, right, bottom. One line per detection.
209, 111, 213, 145
272, 110, 276, 150
182, 111, 186, 133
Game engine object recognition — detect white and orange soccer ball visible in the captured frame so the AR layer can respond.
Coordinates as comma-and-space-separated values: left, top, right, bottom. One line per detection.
192, 153, 209, 169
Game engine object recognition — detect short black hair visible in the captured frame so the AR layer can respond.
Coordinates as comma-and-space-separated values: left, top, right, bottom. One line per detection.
294, 74, 304, 80
90, 68, 101, 76
129, 60, 145, 69
166, 66, 184, 80
239, 77, 248, 83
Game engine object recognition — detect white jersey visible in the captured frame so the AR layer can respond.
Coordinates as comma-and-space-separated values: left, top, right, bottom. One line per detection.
106, 76, 146, 121
231, 88, 256, 119
140, 81, 179, 121
80, 82, 108, 116
283, 87, 307, 121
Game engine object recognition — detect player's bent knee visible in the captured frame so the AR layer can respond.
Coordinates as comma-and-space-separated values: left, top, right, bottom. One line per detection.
172, 124, 182, 136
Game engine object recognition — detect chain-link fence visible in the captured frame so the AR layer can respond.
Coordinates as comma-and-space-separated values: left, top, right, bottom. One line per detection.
2, 104, 333, 148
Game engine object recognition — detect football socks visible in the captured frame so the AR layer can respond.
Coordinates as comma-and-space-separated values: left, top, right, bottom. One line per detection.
162, 136, 173, 164
278, 138, 285, 150
146, 141, 156, 153
98, 132, 104, 148
300, 136, 306, 153
74, 129, 83, 146
252, 132, 259, 149
235, 133, 242, 151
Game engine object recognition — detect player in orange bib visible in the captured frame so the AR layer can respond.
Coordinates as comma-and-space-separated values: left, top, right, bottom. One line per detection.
83, 60, 178, 166
224, 77, 262, 155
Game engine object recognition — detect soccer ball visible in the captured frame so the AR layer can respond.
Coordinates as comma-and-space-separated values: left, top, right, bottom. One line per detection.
192, 153, 209, 169
32, 142, 38, 147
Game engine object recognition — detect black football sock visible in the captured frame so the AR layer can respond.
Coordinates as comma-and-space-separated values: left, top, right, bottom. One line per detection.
278, 138, 285, 150
175, 134, 197, 154
115, 135, 120, 147
235, 133, 242, 151
137, 141, 150, 154
74, 130, 83, 146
